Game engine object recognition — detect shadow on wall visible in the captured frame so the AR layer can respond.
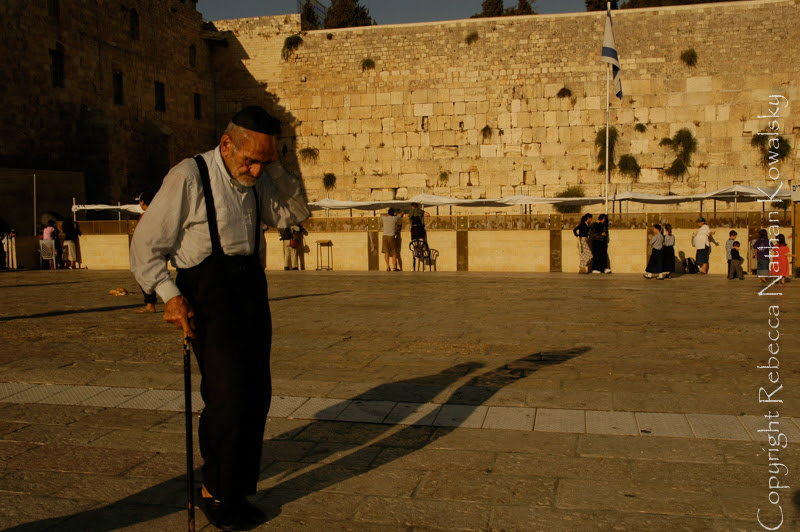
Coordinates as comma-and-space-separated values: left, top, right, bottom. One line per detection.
208, 25, 305, 196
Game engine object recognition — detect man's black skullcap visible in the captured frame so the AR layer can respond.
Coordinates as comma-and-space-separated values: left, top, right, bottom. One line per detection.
231, 106, 281, 136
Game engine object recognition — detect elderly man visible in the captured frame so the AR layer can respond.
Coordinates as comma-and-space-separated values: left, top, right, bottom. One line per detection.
130, 106, 308, 530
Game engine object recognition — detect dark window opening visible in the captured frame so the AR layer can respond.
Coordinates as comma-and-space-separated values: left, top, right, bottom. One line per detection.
113, 71, 124, 105
50, 43, 65, 88
154, 81, 165, 112
130, 9, 140, 40
193, 93, 202, 119
189, 44, 197, 67
48, 0, 60, 19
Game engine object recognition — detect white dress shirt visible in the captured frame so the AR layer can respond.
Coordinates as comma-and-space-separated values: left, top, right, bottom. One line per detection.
694, 224, 710, 249
130, 147, 309, 303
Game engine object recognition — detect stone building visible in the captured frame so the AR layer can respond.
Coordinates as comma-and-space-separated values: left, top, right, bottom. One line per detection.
0, 0, 797, 223
0, 0, 216, 212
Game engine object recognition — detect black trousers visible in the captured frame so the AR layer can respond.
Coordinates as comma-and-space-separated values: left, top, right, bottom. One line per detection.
177, 253, 272, 501
591, 240, 608, 271
140, 286, 157, 305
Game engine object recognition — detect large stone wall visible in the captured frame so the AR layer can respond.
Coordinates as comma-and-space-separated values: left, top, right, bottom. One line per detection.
0, 0, 217, 205
212, 0, 798, 214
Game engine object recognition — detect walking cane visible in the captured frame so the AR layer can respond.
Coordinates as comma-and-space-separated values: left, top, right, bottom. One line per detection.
183, 334, 196, 532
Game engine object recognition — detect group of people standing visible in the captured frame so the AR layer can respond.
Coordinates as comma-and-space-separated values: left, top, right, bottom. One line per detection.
573, 213, 612, 274
641, 218, 795, 282
40, 219, 81, 269
643, 223, 676, 279
753, 229, 795, 284
380, 203, 429, 271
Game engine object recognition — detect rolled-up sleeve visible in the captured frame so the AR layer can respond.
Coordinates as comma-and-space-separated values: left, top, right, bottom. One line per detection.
130, 162, 193, 303
257, 161, 310, 229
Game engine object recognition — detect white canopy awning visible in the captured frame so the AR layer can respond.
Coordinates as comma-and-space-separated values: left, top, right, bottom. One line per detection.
73, 186, 791, 216
72, 204, 144, 214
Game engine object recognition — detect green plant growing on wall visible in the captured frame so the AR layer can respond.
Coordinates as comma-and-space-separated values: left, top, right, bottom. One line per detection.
556, 87, 572, 98
438, 171, 449, 185
282, 34, 303, 60
772, 199, 791, 211
660, 128, 697, 178
634, 123, 647, 133
361, 58, 375, 71
323, 172, 337, 191
465, 31, 479, 44
481, 125, 492, 140
298, 147, 319, 163
680, 48, 698, 67
751, 132, 792, 167
554, 186, 585, 214
618, 154, 641, 181
594, 126, 619, 172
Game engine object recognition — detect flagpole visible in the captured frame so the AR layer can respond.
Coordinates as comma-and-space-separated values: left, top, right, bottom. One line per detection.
605, 62, 610, 214
601, 1, 619, 216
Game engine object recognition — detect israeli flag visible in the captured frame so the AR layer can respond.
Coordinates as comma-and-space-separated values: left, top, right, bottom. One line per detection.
601, 6, 623, 100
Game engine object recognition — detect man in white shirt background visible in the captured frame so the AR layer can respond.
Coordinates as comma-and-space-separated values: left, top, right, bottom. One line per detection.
692, 216, 715, 274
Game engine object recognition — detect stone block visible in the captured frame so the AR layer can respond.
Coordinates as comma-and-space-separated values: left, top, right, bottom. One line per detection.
480, 145, 498, 158
414, 103, 434, 117
629, 79, 652, 95
433, 146, 458, 159
686, 76, 713, 93
381, 117, 395, 133
521, 143, 541, 157
535, 169, 560, 185
542, 143, 564, 157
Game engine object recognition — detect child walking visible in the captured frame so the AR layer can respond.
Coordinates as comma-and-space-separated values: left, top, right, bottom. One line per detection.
728, 241, 745, 280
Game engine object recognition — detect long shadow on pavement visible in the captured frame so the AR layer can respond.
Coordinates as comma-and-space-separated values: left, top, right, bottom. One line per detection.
0, 304, 144, 322
4, 347, 589, 531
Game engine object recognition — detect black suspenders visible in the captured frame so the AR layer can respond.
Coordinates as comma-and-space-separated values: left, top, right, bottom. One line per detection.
194, 154, 260, 257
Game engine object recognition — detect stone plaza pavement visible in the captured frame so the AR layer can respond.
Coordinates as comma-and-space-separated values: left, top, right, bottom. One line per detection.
0, 269, 798, 531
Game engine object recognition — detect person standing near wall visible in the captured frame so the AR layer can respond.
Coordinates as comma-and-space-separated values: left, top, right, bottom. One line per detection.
643, 224, 665, 280
573, 213, 593, 274
692, 217, 714, 274
41, 220, 61, 269
771, 234, 795, 284
590, 213, 611, 274
662, 223, 675, 278
281, 223, 307, 270
61, 219, 82, 269
381, 208, 403, 271
754, 229, 771, 282
725, 230, 737, 278
0, 216, 10, 269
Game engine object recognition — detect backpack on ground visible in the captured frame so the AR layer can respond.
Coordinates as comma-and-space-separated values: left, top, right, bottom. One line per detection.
684, 257, 699, 274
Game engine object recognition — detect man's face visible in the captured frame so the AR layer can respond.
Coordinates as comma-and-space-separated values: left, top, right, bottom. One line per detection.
220, 129, 278, 187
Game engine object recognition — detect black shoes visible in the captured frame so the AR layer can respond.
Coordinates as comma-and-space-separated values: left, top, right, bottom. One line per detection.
196, 488, 268, 531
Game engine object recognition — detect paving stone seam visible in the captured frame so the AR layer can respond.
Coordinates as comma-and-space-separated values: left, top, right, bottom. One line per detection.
2, 382, 797, 443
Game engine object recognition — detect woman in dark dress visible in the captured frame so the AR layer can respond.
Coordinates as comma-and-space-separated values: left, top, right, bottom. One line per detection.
662, 223, 675, 278
644, 224, 665, 280
589, 213, 610, 273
